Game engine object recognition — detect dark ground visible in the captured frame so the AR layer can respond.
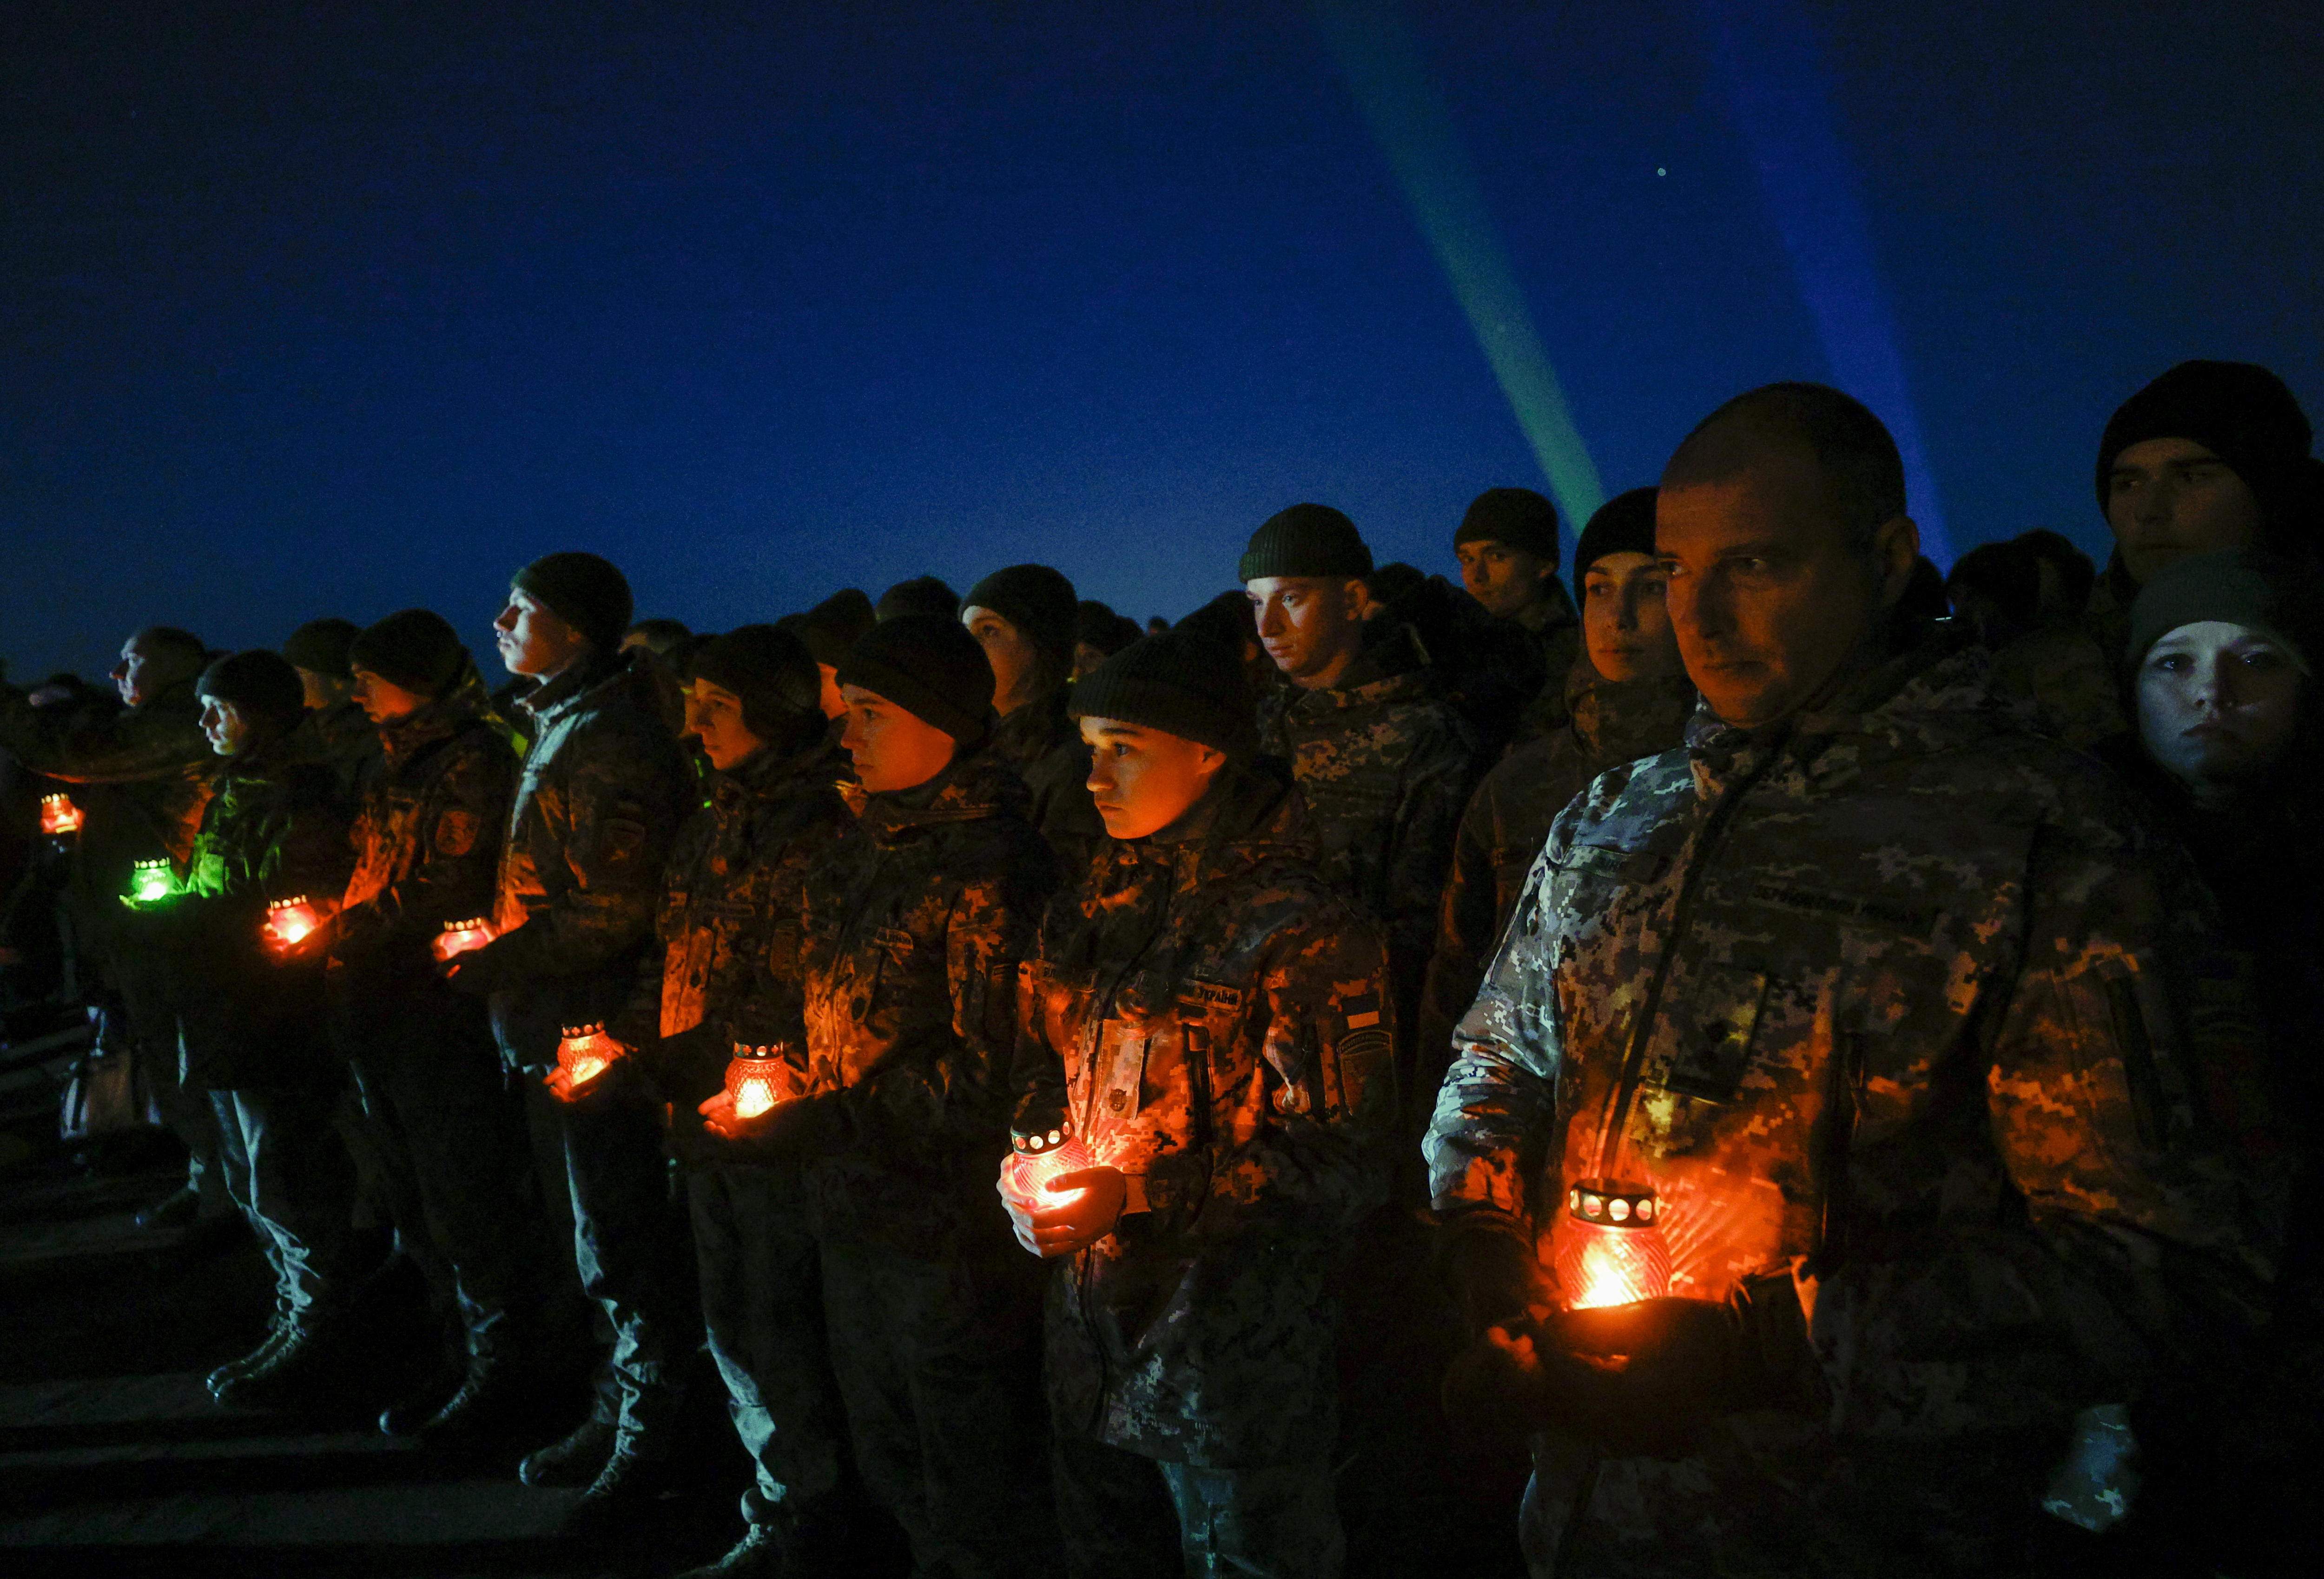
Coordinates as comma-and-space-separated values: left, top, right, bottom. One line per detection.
0, 1013, 1530, 1579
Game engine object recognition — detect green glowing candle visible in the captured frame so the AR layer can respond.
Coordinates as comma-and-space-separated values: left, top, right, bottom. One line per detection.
128, 859, 176, 904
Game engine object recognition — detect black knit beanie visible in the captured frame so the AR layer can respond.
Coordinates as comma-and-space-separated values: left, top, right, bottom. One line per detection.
281, 618, 360, 680
196, 650, 309, 734
2096, 361, 2317, 529
780, 590, 876, 669
1070, 626, 1258, 757
1455, 486, 1561, 564
1573, 488, 1659, 574
876, 575, 960, 623
2124, 549, 2315, 676
511, 552, 633, 653
690, 623, 822, 744
964, 564, 1078, 673
349, 609, 467, 699
1238, 504, 1372, 582
836, 615, 994, 743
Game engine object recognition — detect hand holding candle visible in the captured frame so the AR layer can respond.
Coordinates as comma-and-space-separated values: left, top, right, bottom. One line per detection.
698, 1045, 800, 1139
432, 917, 495, 963
260, 895, 330, 956
998, 1126, 1123, 1258
123, 859, 178, 908
545, 1024, 623, 1103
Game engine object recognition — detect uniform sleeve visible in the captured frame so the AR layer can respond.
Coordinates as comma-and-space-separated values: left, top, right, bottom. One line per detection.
1383, 717, 1479, 975
0, 690, 211, 785
1416, 772, 1504, 1117
609, 832, 692, 1052
485, 716, 689, 982
334, 737, 514, 965
1179, 903, 1396, 1237
733, 795, 852, 1057
1424, 815, 1574, 1230
1977, 811, 2281, 1373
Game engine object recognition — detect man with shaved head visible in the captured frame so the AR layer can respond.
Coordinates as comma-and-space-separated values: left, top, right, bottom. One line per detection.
1426, 383, 2279, 1574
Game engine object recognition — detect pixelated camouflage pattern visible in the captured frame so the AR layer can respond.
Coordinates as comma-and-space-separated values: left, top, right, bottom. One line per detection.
1013, 759, 1394, 1467
169, 735, 354, 1089
481, 650, 693, 1066
1427, 638, 2279, 1566
616, 730, 853, 1114
798, 748, 1060, 1256
328, 691, 516, 990
1419, 669, 1696, 1119
1985, 623, 2128, 748
990, 687, 1107, 872
290, 695, 383, 796
1511, 578, 1585, 741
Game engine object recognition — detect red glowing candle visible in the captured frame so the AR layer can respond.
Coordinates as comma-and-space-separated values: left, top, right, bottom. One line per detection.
555, 1024, 619, 1089
39, 793, 84, 837
262, 895, 323, 951
723, 1045, 791, 1120
1554, 1179, 1674, 1311
1004, 1124, 1095, 1207
434, 916, 495, 961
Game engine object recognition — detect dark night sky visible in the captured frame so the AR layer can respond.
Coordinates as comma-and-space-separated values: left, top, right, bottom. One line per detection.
4, 1, 2318, 680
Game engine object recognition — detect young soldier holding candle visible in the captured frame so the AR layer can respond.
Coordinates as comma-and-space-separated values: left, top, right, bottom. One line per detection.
438, 552, 696, 1519
1002, 625, 1394, 1579
598, 624, 856, 1579
309, 609, 542, 1444
793, 615, 1062, 1577
154, 650, 357, 1409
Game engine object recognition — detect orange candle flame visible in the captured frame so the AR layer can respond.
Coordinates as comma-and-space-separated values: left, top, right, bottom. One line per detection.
723, 1046, 791, 1120
40, 794, 84, 836
1005, 1132, 1094, 1207
264, 897, 322, 949
1553, 1181, 1674, 1311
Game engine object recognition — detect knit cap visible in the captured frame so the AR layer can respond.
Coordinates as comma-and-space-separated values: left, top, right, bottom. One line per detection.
964, 564, 1079, 673
690, 623, 822, 741
1455, 487, 1561, 564
779, 589, 876, 669
349, 609, 468, 699
1070, 626, 1258, 756
281, 618, 361, 680
1238, 504, 1372, 582
196, 650, 309, 733
876, 576, 961, 623
2124, 549, 2314, 676
1574, 488, 1659, 574
511, 552, 634, 653
836, 615, 994, 743
2096, 361, 2317, 530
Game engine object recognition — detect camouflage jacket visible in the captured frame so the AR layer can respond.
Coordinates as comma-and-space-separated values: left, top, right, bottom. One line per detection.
1429, 639, 2277, 1457
1986, 624, 2127, 749
990, 687, 1106, 872
1012, 759, 1393, 1466
615, 732, 853, 1115
480, 651, 694, 1071
168, 735, 354, 1089
327, 693, 517, 1000
1417, 669, 1696, 1113
1254, 660, 1479, 975
798, 749, 1060, 1255
292, 696, 383, 797
1511, 578, 1585, 742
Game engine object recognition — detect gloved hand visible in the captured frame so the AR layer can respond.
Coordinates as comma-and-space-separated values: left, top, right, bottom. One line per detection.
1435, 1214, 1551, 1338
1443, 1294, 1794, 1458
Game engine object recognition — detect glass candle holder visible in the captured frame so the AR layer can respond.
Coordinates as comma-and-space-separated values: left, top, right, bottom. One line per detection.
1006, 1121, 1095, 1205
127, 859, 176, 904
39, 793, 84, 836
264, 895, 322, 949
1554, 1179, 1674, 1311
436, 917, 495, 960
723, 1045, 791, 1120
556, 1024, 620, 1089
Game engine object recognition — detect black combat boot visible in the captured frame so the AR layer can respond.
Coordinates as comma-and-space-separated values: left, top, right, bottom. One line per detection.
518, 1412, 619, 1488
211, 1316, 348, 1410
204, 1308, 294, 1399
378, 1336, 468, 1437
558, 1429, 675, 1534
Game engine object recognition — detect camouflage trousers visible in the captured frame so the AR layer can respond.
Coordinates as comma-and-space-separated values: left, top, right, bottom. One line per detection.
1050, 1433, 1342, 1579
687, 1156, 847, 1528
816, 1223, 1056, 1578
207, 1082, 356, 1322
340, 991, 541, 1354
522, 1066, 699, 1440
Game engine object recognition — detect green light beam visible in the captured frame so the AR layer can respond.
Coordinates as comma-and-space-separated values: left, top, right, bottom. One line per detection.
1314, 0, 1605, 533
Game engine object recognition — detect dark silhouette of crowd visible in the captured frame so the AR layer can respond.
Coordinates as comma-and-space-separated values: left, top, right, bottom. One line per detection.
2, 359, 2318, 1579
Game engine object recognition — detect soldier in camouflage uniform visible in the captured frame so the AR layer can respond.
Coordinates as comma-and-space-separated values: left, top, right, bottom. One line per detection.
793, 615, 1061, 1578
1003, 625, 1393, 1579
283, 617, 383, 793
1419, 489, 1695, 1135
440, 552, 697, 1518
158, 652, 358, 1410
604, 625, 857, 1579
1242, 503, 1479, 1121
962, 564, 1108, 872
1427, 385, 2281, 1577
1454, 486, 1585, 741
0, 626, 226, 1229
312, 610, 543, 1444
